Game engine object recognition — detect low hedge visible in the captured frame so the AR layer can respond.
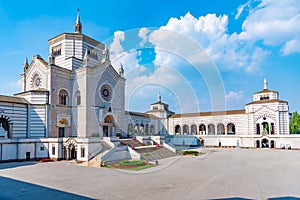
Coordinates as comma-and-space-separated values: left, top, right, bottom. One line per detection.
180, 150, 201, 156
118, 160, 146, 167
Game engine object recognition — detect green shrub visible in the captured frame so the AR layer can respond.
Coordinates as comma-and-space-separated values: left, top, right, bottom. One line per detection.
91, 133, 99, 137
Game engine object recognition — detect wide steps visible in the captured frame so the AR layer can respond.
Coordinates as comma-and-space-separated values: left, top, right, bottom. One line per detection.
138, 147, 176, 161
120, 139, 144, 147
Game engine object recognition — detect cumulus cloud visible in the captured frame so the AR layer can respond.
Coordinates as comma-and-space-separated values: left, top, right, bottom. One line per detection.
148, 12, 267, 73
239, 0, 300, 50
109, 30, 125, 60
138, 27, 150, 46
281, 38, 300, 55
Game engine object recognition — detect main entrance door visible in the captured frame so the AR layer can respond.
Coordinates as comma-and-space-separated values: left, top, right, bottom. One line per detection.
102, 115, 115, 137
261, 138, 269, 148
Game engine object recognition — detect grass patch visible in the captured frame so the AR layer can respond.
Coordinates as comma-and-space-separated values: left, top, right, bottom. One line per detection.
105, 160, 156, 171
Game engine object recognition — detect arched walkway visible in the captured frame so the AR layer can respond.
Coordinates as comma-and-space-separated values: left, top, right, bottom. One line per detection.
183, 124, 189, 135
227, 123, 235, 135
199, 124, 206, 135
217, 124, 225, 135
175, 125, 181, 135
208, 124, 215, 135
191, 124, 197, 135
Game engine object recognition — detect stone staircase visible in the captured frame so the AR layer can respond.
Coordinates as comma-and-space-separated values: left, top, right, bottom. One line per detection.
135, 146, 177, 161
82, 141, 113, 167
120, 139, 144, 147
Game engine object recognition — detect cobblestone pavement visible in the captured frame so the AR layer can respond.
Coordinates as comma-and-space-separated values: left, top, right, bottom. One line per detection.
1, 148, 300, 200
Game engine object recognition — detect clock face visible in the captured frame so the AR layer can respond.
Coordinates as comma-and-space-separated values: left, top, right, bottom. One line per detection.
100, 84, 112, 101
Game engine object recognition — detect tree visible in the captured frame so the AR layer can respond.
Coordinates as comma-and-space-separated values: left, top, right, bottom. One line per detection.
290, 112, 300, 134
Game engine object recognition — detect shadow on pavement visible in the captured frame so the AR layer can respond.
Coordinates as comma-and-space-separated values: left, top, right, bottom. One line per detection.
0, 176, 94, 200
0, 161, 37, 170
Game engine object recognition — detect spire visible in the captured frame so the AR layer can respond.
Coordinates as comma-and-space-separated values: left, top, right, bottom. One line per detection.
75, 9, 82, 33
158, 92, 161, 102
23, 57, 29, 71
119, 63, 124, 77
264, 77, 268, 90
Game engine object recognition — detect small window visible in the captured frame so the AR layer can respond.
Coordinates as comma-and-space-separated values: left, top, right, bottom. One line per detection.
153, 106, 158, 110
52, 44, 62, 56
81, 146, 85, 158
59, 127, 65, 137
52, 145, 55, 155
75, 90, 81, 105
40, 146, 45, 151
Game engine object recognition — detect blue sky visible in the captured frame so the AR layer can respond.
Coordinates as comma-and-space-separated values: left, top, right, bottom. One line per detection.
0, 0, 299, 113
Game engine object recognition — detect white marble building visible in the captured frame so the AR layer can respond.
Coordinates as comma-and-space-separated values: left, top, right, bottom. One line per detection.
0, 11, 299, 162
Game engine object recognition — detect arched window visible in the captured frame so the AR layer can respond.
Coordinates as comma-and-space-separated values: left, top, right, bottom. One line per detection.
75, 90, 81, 105
175, 125, 181, 135
183, 125, 189, 135
262, 122, 269, 134
199, 124, 206, 135
227, 123, 236, 134
256, 124, 260, 135
58, 118, 69, 137
208, 124, 215, 135
270, 123, 275, 134
140, 124, 144, 135
0, 117, 10, 138
256, 140, 260, 148
59, 89, 69, 106
191, 124, 197, 135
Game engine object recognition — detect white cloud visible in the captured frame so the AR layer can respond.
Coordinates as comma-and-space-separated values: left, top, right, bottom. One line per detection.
235, 0, 251, 20
9, 79, 22, 88
239, 0, 300, 50
109, 31, 125, 58
148, 12, 267, 73
138, 27, 150, 46
226, 91, 244, 101
281, 38, 300, 55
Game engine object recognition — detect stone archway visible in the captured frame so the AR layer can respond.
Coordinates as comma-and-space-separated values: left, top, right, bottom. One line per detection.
103, 115, 115, 137
256, 140, 260, 148
270, 140, 275, 148
64, 139, 77, 160
261, 138, 269, 148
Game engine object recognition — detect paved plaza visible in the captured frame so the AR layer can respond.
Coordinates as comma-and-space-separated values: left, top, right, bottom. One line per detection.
1, 148, 300, 200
